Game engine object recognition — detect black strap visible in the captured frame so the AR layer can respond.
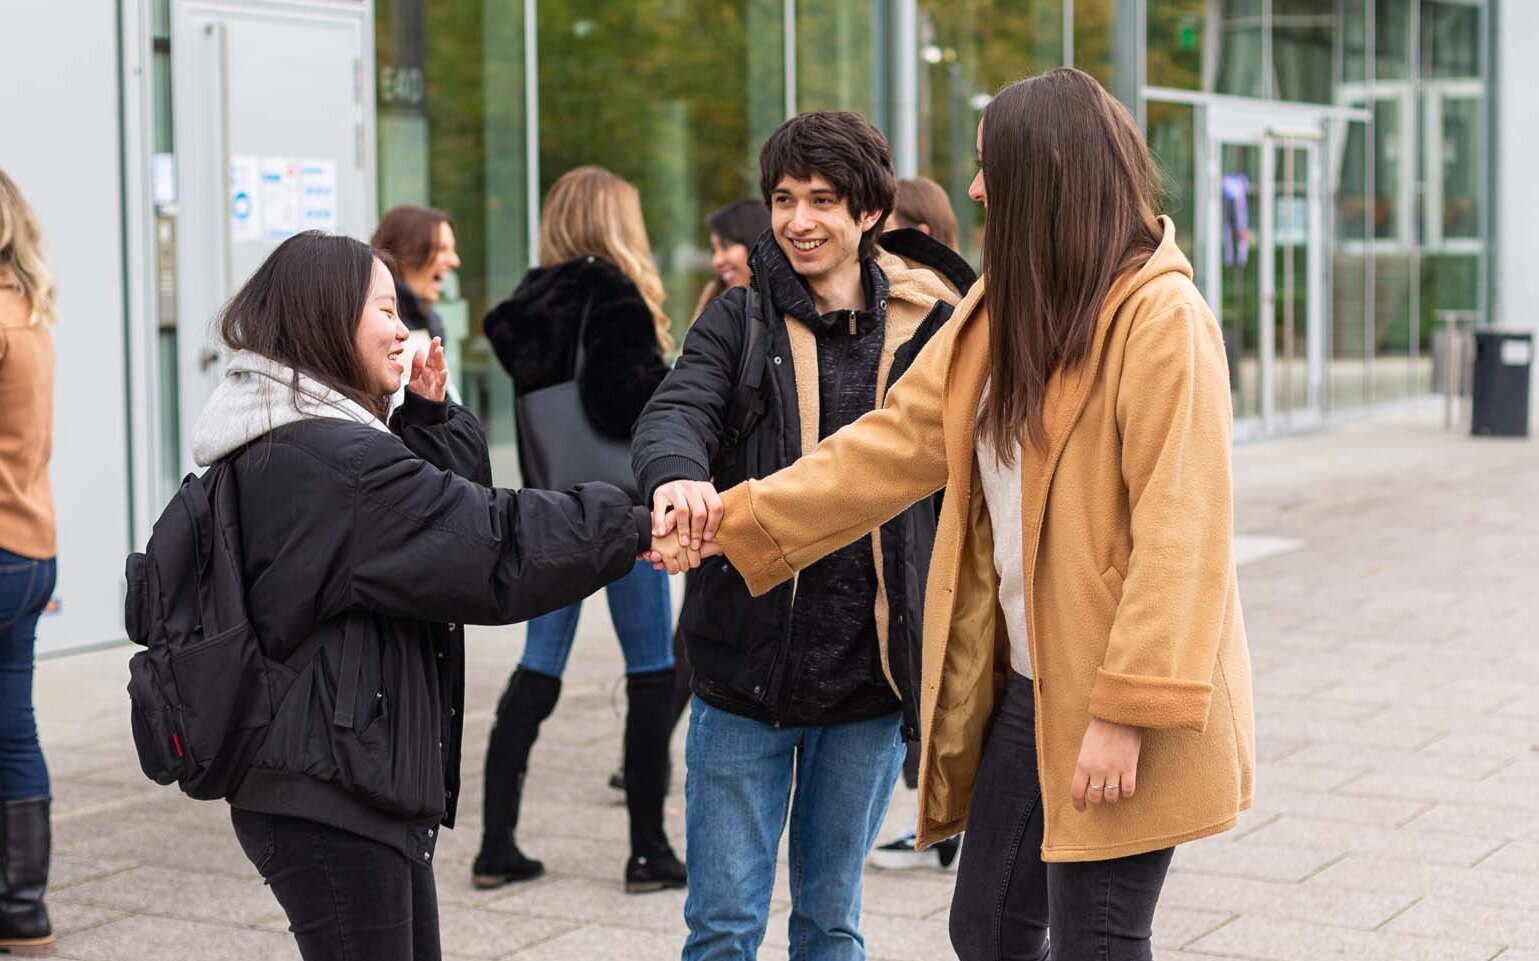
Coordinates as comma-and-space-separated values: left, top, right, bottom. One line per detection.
726, 287, 769, 447
332, 615, 364, 730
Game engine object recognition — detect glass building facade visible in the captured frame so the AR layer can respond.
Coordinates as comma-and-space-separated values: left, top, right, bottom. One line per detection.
377, 0, 1492, 440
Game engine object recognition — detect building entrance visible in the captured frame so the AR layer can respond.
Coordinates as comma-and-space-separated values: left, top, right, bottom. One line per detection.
1203, 105, 1327, 436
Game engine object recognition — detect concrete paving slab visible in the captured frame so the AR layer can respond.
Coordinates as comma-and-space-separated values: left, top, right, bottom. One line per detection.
26, 403, 1539, 959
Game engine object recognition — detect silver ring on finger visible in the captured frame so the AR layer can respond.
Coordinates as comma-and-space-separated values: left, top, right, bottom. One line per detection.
1089, 783, 1106, 792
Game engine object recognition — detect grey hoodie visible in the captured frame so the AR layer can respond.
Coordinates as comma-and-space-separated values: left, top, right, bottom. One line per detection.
190, 350, 391, 467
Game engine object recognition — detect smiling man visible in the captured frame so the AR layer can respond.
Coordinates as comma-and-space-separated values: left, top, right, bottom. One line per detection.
632, 112, 975, 961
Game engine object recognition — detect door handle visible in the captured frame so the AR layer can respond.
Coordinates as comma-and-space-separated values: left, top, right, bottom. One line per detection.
200, 347, 223, 371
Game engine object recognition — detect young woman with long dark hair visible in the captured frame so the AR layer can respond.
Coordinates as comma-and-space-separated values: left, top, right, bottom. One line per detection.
191, 230, 658, 961
478, 166, 685, 893
661, 68, 1255, 958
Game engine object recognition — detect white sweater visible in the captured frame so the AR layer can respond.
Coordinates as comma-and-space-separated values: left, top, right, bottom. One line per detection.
975, 432, 1032, 679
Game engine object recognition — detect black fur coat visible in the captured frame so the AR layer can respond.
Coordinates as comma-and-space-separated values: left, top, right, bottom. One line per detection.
483, 256, 669, 440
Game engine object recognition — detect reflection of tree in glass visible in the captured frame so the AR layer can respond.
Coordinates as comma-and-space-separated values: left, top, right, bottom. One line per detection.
914, 0, 1060, 262
538, 1, 759, 343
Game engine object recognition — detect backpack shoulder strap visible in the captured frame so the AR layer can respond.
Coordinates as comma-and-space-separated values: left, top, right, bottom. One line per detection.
725, 287, 770, 447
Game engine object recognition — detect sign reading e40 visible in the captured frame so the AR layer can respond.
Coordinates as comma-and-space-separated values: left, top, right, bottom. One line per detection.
379, 65, 426, 107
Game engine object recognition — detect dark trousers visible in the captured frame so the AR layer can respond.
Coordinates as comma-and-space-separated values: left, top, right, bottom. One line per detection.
231, 810, 440, 961
949, 674, 1173, 961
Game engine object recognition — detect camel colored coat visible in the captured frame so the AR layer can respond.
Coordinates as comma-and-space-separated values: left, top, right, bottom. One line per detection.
716, 219, 1254, 861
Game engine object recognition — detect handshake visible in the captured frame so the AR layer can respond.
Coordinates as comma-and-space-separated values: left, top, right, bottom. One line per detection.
642, 479, 727, 574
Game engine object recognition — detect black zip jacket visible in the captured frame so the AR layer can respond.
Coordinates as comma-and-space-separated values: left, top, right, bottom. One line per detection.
631, 231, 974, 734
226, 393, 651, 860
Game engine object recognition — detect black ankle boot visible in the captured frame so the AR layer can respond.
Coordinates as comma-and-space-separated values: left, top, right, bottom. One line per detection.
622, 669, 685, 893
474, 668, 561, 890
0, 797, 53, 956
624, 851, 687, 894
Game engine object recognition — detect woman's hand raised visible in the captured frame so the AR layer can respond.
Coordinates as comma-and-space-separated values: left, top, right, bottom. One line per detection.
408, 337, 449, 403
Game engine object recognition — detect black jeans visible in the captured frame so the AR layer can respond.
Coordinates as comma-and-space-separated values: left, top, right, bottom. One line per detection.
231, 810, 441, 961
949, 674, 1173, 961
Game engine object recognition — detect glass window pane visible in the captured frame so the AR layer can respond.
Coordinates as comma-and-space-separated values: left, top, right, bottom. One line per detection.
1420, 0, 1480, 79
1333, 120, 1371, 410
1438, 95, 1481, 240
914, 0, 1062, 263
1146, 101, 1197, 276
1215, 0, 1266, 98
1271, 0, 1336, 103
1372, 97, 1404, 242
537, 1, 774, 349
1073, 0, 1114, 89
796, 1, 877, 116
1376, 0, 1411, 80
1218, 143, 1263, 420
1147, 0, 1207, 90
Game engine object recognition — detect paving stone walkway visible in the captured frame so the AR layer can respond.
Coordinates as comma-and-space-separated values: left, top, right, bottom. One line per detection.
32, 401, 1539, 960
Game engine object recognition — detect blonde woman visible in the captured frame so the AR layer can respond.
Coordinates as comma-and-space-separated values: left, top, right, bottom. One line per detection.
478, 166, 682, 893
0, 169, 59, 955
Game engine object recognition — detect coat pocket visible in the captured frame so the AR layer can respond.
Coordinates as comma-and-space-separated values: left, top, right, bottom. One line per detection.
168, 621, 274, 765
1099, 565, 1125, 605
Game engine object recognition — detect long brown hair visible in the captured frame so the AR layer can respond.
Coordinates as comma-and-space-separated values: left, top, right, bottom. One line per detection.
540, 166, 673, 353
219, 231, 392, 419
977, 68, 1162, 461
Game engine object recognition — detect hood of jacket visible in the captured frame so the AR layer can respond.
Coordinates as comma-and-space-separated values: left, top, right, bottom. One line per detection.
190, 349, 390, 466
748, 232, 890, 335
876, 227, 977, 300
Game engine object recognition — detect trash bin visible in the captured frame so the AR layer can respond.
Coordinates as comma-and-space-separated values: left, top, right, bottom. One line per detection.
1470, 329, 1533, 438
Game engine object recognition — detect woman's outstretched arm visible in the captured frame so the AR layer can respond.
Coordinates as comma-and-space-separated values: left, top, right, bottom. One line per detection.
712, 303, 964, 596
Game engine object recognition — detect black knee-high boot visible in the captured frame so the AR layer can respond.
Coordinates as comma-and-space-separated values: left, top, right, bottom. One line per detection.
0, 797, 53, 955
474, 668, 561, 889
623, 668, 686, 893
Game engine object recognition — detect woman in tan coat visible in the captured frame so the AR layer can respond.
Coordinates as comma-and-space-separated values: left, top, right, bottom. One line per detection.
654, 68, 1254, 958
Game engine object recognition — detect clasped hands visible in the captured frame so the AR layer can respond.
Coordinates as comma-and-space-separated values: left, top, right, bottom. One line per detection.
641, 480, 726, 574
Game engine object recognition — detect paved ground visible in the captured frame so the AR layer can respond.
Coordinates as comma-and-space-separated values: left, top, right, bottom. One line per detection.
30, 398, 1539, 960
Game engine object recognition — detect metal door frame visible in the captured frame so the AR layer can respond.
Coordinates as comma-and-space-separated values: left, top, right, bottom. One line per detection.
1201, 103, 1328, 436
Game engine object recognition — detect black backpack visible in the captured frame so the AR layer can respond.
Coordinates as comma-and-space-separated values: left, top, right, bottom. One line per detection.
123, 462, 295, 799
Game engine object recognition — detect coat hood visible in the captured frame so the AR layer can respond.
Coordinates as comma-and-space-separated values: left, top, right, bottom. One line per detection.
190, 349, 390, 466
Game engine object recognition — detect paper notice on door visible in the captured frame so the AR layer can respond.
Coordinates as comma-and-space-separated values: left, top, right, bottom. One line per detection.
228, 156, 261, 242
260, 158, 300, 240
299, 160, 339, 233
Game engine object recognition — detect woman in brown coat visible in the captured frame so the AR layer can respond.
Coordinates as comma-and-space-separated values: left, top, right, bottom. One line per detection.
655, 68, 1254, 958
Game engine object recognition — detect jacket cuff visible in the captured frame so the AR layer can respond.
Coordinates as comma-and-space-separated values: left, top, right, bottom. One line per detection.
1088, 668, 1213, 732
631, 506, 654, 557
398, 390, 449, 426
717, 483, 795, 597
639, 455, 710, 505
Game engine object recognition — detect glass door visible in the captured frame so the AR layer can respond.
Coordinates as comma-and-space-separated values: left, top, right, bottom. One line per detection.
1204, 110, 1327, 434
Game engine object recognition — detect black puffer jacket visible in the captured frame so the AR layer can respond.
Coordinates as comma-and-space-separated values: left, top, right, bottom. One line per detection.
226, 394, 650, 861
483, 256, 669, 441
632, 231, 974, 734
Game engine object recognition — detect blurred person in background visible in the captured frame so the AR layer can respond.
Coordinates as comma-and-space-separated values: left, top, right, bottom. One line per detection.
371, 205, 460, 345
478, 166, 683, 894
0, 169, 58, 957
692, 199, 771, 321
886, 175, 960, 251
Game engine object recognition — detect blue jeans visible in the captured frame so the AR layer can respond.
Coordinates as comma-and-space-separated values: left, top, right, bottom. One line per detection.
0, 548, 56, 800
519, 560, 674, 678
682, 698, 904, 961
